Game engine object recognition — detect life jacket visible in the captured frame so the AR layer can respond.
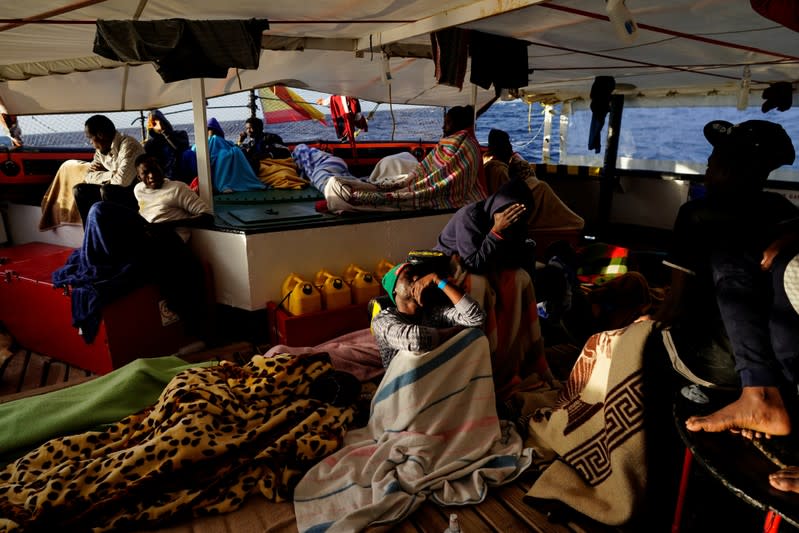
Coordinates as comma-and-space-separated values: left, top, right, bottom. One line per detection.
329, 96, 368, 140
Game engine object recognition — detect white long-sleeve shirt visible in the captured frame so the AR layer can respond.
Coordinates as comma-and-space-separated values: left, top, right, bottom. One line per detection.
84, 132, 145, 187
371, 294, 486, 367
134, 179, 212, 241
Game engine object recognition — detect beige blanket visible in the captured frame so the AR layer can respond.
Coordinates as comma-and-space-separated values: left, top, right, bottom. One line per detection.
39, 159, 89, 230
526, 177, 585, 231
519, 320, 654, 525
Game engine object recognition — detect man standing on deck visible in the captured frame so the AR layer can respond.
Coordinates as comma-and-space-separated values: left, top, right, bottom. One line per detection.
657, 119, 799, 439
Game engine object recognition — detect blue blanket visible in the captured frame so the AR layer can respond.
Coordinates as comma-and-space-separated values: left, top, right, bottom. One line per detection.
206, 135, 266, 193
292, 143, 358, 192
52, 202, 150, 343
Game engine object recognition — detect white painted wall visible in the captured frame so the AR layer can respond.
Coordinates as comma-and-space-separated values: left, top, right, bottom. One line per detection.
190, 228, 251, 309
193, 213, 452, 311
5, 203, 83, 248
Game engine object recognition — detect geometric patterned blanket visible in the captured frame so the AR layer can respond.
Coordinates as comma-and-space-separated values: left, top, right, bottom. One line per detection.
521, 320, 654, 525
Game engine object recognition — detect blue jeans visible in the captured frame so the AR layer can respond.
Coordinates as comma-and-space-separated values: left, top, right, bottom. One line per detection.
711, 246, 799, 388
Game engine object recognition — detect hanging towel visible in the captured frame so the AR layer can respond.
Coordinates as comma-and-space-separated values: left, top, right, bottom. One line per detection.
94, 19, 269, 82
430, 28, 470, 89
469, 31, 531, 91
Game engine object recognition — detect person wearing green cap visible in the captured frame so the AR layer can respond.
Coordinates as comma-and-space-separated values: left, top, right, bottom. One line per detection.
372, 262, 486, 368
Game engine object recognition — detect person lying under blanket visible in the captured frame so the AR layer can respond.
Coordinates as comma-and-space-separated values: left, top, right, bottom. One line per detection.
293, 106, 486, 214
0, 352, 360, 532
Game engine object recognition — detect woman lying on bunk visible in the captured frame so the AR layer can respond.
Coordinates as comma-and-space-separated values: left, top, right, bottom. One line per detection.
295, 105, 485, 213
52, 155, 213, 343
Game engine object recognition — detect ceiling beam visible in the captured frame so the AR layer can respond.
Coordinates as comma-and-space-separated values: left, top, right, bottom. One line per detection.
261, 35, 432, 58
0, 0, 109, 32
355, 0, 548, 53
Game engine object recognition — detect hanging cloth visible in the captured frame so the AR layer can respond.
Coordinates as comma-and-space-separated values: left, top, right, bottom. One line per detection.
329, 96, 368, 141
430, 28, 470, 90
469, 31, 531, 91
588, 76, 616, 153
94, 19, 269, 82
750, 0, 799, 33
761, 81, 794, 112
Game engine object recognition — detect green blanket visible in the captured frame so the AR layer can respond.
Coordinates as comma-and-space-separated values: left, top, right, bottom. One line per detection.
0, 355, 212, 464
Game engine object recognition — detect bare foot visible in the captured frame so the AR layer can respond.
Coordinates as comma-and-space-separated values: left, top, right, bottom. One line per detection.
770, 467, 799, 493
685, 386, 792, 437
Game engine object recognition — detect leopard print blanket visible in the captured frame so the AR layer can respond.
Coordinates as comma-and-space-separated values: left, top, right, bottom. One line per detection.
0, 353, 355, 532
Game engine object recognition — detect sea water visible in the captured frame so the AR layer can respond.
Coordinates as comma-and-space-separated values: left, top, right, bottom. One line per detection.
269, 100, 799, 173
16, 100, 799, 174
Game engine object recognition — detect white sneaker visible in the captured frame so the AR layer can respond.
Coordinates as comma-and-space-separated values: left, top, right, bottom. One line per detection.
681, 384, 710, 404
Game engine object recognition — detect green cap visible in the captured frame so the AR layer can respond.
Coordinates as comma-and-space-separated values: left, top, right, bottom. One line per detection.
381, 263, 408, 304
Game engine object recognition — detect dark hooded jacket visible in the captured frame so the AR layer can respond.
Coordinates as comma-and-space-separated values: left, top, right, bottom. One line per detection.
434, 178, 534, 273
144, 110, 191, 182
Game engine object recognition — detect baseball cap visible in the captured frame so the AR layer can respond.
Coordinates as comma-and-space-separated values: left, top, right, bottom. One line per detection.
381, 262, 408, 305
703, 119, 795, 172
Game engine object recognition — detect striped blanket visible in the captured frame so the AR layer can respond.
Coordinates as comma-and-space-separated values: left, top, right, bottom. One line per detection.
293, 328, 533, 532
457, 267, 550, 394
324, 129, 486, 213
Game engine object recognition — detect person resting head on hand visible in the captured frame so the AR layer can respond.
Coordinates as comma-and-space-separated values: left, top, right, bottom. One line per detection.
134, 154, 213, 239
370, 262, 486, 368
434, 178, 535, 275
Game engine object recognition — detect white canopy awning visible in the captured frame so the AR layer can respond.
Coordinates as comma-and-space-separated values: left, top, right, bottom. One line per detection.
0, 0, 797, 115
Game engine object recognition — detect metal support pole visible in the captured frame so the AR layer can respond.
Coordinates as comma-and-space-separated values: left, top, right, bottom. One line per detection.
139, 110, 146, 142
191, 78, 214, 211
559, 101, 571, 164
542, 104, 553, 164
248, 89, 258, 119
598, 93, 624, 236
